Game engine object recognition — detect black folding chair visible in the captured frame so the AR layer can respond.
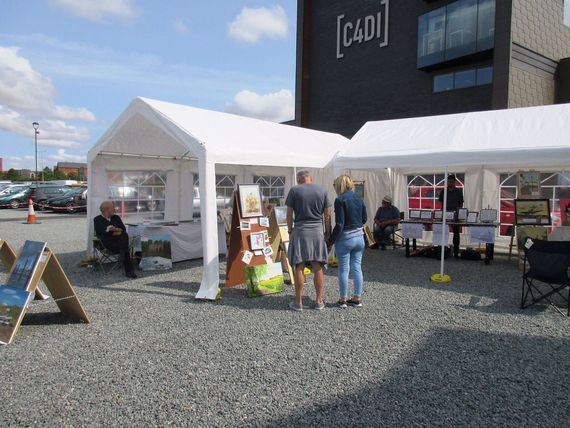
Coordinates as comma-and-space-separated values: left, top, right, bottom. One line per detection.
521, 238, 570, 317
92, 237, 120, 274
391, 211, 406, 249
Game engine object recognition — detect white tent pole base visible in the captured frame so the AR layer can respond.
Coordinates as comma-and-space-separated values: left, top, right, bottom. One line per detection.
431, 165, 451, 284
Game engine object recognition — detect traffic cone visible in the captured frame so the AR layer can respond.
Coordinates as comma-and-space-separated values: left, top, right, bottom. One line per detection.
24, 198, 38, 224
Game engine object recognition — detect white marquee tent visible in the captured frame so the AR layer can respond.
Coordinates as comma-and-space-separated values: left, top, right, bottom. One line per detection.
87, 97, 353, 300
334, 103, 570, 276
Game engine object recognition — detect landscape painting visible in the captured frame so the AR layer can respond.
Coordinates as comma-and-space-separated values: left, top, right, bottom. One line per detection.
0, 286, 33, 345
7, 241, 46, 290
515, 199, 551, 226
274, 206, 287, 226
140, 233, 172, 271
245, 262, 285, 298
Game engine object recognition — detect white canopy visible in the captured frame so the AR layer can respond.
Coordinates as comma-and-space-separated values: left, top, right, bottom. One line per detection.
334, 103, 570, 170
87, 97, 349, 300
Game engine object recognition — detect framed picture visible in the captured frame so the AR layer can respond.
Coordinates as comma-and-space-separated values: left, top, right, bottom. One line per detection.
515, 199, 551, 226
409, 209, 421, 220
480, 209, 497, 223
274, 206, 288, 226
467, 211, 479, 223
354, 181, 365, 199
420, 210, 433, 220
445, 211, 456, 221
249, 232, 266, 251
457, 208, 468, 222
240, 221, 251, 231
517, 171, 541, 199
560, 199, 570, 226
433, 210, 443, 221
238, 184, 263, 218
259, 217, 269, 228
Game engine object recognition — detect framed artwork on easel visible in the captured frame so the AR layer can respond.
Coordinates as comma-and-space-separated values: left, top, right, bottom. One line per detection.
238, 184, 263, 218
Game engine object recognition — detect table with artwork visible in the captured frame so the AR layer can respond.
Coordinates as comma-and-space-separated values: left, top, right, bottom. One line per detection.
127, 220, 227, 263
401, 220, 499, 264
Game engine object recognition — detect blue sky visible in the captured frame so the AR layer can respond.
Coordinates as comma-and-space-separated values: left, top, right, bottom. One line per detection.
0, 0, 297, 171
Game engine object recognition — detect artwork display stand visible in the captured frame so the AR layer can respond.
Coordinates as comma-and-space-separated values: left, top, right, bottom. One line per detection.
1, 242, 89, 344
267, 209, 294, 285
0, 239, 16, 271
225, 190, 270, 287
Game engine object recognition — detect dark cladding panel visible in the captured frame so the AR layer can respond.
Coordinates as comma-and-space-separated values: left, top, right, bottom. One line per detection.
300, 0, 495, 137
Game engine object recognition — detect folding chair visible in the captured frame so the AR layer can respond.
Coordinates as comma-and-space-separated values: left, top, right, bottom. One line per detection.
92, 237, 120, 273
521, 238, 570, 317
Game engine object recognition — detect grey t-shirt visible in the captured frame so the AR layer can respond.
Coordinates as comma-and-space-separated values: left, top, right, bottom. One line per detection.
285, 183, 331, 226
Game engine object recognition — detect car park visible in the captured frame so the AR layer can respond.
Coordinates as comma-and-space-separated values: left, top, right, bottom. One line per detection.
31, 185, 71, 210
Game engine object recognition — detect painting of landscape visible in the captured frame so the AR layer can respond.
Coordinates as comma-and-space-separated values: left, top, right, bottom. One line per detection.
245, 262, 285, 298
0, 286, 33, 345
140, 233, 172, 271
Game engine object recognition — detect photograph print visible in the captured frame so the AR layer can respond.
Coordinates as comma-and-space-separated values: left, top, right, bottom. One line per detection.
238, 184, 263, 218
0, 286, 33, 345
274, 206, 288, 226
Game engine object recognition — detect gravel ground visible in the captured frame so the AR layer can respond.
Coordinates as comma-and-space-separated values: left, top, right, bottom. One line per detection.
0, 208, 569, 427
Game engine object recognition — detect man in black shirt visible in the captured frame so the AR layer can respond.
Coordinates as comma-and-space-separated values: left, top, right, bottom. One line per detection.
438, 175, 464, 258
94, 201, 136, 278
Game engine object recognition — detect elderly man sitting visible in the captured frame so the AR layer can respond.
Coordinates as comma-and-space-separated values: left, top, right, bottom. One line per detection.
94, 201, 136, 278
372, 195, 400, 250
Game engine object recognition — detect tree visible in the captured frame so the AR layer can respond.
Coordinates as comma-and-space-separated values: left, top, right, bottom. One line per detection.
6, 169, 21, 181
67, 172, 81, 181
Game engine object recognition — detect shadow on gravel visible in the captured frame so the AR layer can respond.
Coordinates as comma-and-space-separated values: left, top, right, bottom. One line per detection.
22, 312, 86, 325
265, 327, 570, 427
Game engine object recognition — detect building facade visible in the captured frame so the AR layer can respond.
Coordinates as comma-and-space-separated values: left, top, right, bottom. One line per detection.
55, 162, 87, 178
295, 0, 570, 137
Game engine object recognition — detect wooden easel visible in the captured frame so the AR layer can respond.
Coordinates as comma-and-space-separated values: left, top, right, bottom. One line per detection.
225, 190, 270, 287
0, 239, 17, 271
267, 209, 294, 285
23, 247, 90, 323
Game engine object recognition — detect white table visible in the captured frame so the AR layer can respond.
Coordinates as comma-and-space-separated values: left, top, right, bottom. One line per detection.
549, 226, 570, 242
127, 221, 227, 263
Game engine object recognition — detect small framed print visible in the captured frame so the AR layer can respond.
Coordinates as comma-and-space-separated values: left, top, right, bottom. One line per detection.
409, 209, 421, 220
445, 211, 456, 221
249, 232, 266, 251
241, 251, 253, 265
457, 208, 468, 222
467, 211, 479, 223
259, 217, 269, 227
238, 184, 263, 218
480, 209, 497, 223
433, 210, 443, 221
420, 210, 433, 221
240, 221, 251, 231
263, 246, 274, 256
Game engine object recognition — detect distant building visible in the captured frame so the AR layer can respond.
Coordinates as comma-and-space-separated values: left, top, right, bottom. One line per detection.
18, 169, 34, 179
55, 162, 87, 178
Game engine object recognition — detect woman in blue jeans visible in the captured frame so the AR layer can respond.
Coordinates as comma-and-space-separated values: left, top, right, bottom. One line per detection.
329, 175, 367, 308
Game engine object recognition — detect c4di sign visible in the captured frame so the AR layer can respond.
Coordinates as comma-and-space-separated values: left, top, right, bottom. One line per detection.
336, 0, 390, 59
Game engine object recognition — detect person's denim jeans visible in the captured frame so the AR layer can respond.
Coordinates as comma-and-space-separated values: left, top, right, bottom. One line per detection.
335, 234, 365, 298
373, 224, 395, 245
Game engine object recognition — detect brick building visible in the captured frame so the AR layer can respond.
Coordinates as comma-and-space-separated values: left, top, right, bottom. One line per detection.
295, 0, 570, 136
55, 162, 87, 178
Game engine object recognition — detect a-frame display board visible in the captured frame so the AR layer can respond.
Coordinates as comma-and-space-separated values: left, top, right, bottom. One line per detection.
267, 209, 294, 285
1, 241, 89, 345
0, 239, 16, 271
225, 188, 270, 287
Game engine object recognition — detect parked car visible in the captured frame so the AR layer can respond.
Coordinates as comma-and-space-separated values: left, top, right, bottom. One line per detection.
0, 184, 28, 196
31, 185, 71, 210
0, 186, 33, 209
48, 188, 87, 213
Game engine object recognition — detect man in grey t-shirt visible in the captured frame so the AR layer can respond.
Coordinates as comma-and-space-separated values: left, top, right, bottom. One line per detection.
285, 170, 332, 311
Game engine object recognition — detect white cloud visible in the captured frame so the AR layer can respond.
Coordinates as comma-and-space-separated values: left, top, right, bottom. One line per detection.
48, 148, 86, 163
225, 89, 294, 122
173, 18, 189, 34
0, 46, 94, 151
228, 5, 288, 43
49, 0, 138, 23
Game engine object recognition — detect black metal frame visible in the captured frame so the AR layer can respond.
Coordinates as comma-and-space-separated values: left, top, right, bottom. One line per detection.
92, 238, 120, 274
521, 238, 570, 317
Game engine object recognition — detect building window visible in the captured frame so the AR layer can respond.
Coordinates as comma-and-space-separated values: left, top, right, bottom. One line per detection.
253, 175, 286, 205
407, 174, 465, 211
433, 66, 493, 92
499, 172, 570, 236
107, 171, 167, 221
418, 0, 496, 68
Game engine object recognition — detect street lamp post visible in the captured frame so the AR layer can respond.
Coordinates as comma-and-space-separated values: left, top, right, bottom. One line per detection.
32, 122, 39, 183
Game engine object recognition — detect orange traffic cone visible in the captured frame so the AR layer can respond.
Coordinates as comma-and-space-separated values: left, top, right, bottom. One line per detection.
24, 198, 38, 224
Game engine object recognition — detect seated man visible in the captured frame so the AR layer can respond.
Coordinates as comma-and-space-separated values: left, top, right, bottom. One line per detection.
372, 195, 400, 250
94, 201, 136, 278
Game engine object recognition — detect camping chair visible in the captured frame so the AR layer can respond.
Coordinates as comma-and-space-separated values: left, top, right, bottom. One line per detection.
92, 237, 120, 273
391, 212, 406, 249
521, 238, 570, 317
